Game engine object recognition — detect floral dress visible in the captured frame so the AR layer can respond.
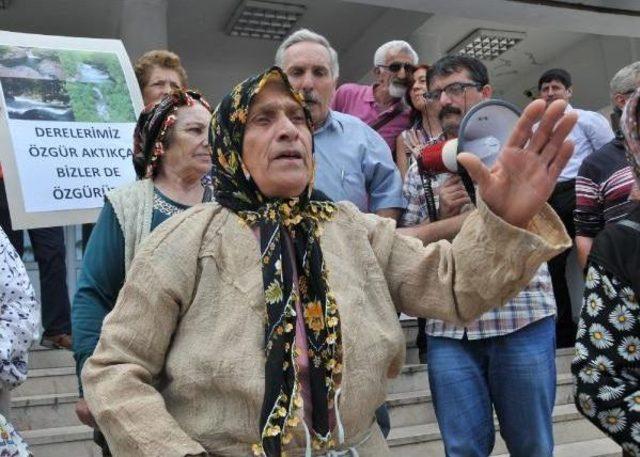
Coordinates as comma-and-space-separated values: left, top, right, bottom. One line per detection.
0, 228, 39, 389
0, 413, 31, 456
572, 205, 640, 455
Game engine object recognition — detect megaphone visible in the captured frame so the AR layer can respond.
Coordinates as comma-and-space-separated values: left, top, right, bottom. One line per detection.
416, 99, 521, 217
418, 99, 522, 174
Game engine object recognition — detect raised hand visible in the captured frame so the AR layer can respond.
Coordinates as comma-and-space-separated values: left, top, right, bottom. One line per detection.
457, 99, 577, 228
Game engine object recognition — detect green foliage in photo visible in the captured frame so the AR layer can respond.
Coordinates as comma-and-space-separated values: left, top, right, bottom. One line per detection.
58, 50, 135, 123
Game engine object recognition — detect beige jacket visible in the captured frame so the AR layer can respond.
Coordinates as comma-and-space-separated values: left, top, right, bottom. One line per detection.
107, 179, 154, 272
82, 199, 570, 456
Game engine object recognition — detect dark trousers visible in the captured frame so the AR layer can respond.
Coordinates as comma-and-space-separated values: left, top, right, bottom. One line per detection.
547, 180, 577, 348
417, 318, 427, 353
82, 223, 94, 252
375, 404, 391, 438
0, 181, 71, 336
94, 430, 111, 456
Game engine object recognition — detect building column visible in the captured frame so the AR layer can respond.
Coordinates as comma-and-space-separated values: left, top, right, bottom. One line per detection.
119, 0, 168, 61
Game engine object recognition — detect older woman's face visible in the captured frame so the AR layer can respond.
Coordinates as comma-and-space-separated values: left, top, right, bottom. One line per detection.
142, 66, 183, 106
242, 79, 313, 198
158, 103, 212, 179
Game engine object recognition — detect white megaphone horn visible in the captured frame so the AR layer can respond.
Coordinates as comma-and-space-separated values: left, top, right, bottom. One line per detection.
418, 99, 522, 174
417, 99, 522, 207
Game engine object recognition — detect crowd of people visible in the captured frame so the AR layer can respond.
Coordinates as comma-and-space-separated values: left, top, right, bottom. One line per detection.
0, 25, 638, 457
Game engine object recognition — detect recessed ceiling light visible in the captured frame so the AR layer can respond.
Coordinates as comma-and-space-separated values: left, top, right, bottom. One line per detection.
226, 0, 305, 41
448, 29, 526, 61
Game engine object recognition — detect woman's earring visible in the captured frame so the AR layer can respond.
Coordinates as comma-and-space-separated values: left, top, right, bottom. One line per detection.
241, 162, 251, 181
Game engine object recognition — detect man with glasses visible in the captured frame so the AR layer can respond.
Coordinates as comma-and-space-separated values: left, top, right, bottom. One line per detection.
537, 68, 614, 348
574, 63, 639, 268
402, 54, 557, 456
331, 40, 418, 157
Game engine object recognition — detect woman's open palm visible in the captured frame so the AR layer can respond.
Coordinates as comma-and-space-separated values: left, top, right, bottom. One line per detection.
458, 99, 577, 228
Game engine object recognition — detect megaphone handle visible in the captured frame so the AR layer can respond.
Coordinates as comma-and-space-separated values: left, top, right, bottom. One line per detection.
459, 166, 477, 206
416, 159, 439, 222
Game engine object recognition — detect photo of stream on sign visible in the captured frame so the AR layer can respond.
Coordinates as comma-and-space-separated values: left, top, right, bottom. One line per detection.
0, 31, 143, 229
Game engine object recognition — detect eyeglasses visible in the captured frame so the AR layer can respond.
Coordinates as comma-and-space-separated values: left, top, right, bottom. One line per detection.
425, 82, 483, 101
378, 62, 417, 74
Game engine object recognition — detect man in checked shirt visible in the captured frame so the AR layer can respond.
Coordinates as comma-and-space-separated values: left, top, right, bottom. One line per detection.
398, 55, 557, 457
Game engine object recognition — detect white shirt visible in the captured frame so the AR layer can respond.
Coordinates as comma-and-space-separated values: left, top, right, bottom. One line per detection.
559, 104, 614, 182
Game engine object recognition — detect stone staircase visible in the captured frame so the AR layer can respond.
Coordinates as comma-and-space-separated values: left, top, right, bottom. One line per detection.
13, 346, 97, 457
388, 320, 621, 456
11, 319, 621, 456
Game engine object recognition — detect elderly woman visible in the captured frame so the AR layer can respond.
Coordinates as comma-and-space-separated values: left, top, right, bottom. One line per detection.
134, 49, 188, 106
80, 50, 191, 250
82, 67, 573, 457
71, 90, 213, 450
572, 89, 640, 455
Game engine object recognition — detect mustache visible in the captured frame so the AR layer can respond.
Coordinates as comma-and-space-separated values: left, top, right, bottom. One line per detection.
438, 105, 463, 121
302, 90, 319, 104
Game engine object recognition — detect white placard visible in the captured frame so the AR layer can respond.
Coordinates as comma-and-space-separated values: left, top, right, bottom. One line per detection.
0, 31, 143, 229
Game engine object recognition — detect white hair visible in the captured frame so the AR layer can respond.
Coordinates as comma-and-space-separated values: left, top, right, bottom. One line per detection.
275, 28, 339, 79
610, 61, 640, 97
373, 40, 418, 67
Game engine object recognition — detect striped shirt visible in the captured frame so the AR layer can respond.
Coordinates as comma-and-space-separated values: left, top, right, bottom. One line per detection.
400, 163, 556, 339
575, 138, 636, 238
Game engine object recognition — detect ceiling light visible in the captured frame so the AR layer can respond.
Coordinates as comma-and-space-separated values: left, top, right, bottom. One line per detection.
448, 29, 525, 61
226, 0, 306, 41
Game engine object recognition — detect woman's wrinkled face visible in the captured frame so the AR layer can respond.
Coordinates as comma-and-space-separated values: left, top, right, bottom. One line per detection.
159, 103, 212, 179
142, 66, 183, 106
242, 78, 313, 198
410, 67, 428, 112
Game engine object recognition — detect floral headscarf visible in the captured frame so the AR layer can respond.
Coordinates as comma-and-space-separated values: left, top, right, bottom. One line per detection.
132, 89, 211, 179
210, 67, 343, 456
621, 87, 640, 186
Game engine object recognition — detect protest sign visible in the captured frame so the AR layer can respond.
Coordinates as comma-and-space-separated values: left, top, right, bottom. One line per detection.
0, 31, 143, 229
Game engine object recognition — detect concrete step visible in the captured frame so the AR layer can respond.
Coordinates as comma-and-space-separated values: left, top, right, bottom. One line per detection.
12, 392, 79, 431
14, 366, 78, 397
388, 372, 576, 429
29, 345, 74, 370
22, 425, 100, 457
389, 364, 429, 395
388, 403, 610, 456
405, 343, 419, 365
556, 347, 574, 375
401, 319, 419, 345
493, 437, 620, 457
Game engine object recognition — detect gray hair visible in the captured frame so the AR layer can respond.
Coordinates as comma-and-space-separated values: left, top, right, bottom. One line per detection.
373, 40, 418, 67
275, 28, 339, 79
610, 61, 640, 98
